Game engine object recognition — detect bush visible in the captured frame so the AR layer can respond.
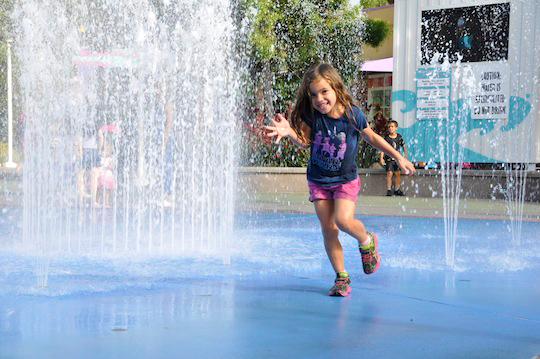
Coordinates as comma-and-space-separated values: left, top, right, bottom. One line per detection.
362, 18, 391, 48
240, 108, 309, 167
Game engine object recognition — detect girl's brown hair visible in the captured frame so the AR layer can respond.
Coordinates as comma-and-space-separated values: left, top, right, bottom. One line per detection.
290, 63, 356, 145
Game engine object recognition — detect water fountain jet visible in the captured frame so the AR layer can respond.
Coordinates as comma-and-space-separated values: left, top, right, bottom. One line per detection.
12, 0, 239, 287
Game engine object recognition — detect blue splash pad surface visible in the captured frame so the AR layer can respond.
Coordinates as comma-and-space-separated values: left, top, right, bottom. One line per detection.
1, 214, 540, 358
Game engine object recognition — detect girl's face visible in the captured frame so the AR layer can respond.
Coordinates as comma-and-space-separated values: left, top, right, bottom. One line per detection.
309, 77, 340, 118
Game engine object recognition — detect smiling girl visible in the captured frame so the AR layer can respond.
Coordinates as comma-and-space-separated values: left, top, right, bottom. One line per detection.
265, 63, 415, 296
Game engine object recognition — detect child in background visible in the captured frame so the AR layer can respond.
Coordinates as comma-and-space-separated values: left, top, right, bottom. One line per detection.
77, 122, 101, 204
379, 120, 408, 196
265, 64, 415, 297
96, 132, 117, 208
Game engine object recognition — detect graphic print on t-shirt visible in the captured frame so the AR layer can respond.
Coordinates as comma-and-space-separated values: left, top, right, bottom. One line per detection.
384, 134, 404, 162
311, 130, 347, 171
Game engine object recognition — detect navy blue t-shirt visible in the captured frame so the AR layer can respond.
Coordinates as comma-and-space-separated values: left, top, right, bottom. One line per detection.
304, 106, 368, 185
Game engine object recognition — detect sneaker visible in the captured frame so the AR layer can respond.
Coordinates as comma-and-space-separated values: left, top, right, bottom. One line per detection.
394, 189, 405, 196
386, 190, 393, 196
359, 232, 380, 275
328, 274, 351, 297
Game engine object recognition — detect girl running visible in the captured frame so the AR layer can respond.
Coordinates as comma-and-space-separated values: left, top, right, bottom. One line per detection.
265, 63, 415, 296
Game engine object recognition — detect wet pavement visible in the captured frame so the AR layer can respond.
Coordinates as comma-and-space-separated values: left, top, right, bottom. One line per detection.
1, 213, 540, 359
1, 267, 540, 359
1, 166, 540, 358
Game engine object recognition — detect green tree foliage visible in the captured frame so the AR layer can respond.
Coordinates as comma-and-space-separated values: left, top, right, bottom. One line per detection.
359, 0, 390, 8
239, 0, 374, 167
359, 0, 391, 48
245, 0, 364, 103
363, 18, 390, 48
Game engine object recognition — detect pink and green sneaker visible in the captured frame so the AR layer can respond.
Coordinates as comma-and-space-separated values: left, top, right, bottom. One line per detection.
359, 232, 380, 274
329, 273, 351, 297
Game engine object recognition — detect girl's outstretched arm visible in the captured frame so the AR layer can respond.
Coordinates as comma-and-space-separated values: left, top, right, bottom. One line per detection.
265, 114, 311, 148
361, 126, 416, 175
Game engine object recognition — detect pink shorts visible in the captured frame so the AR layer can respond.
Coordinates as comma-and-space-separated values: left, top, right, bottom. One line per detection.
308, 177, 361, 203
98, 170, 116, 190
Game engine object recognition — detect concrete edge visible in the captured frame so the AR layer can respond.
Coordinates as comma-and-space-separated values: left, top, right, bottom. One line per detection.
237, 166, 540, 178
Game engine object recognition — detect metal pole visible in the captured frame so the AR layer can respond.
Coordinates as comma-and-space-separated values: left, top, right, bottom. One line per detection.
5, 39, 16, 168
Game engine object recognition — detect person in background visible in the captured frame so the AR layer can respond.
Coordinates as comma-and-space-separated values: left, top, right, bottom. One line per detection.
372, 104, 388, 137
96, 131, 117, 208
77, 120, 102, 205
380, 120, 408, 196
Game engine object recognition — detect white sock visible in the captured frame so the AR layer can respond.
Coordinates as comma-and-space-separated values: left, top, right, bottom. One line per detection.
359, 234, 371, 247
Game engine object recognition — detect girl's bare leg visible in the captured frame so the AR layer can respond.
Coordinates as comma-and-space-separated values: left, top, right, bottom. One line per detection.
334, 198, 368, 245
314, 199, 344, 273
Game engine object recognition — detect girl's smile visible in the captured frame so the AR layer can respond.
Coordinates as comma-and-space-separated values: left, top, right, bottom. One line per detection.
309, 78, 342, 118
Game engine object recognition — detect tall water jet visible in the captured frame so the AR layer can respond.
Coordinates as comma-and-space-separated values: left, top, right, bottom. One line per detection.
13, 0, 239, 287
417, 60, 470, 268
438, 65, 464, 269
503, 163, 529, 246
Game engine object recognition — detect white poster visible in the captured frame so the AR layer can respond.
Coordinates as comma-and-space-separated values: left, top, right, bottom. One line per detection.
416, 67, 451, 120
470, 63, 510, 119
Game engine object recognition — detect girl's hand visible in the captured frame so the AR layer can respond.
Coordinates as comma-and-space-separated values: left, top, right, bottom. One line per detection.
397, 157, 416, 176
265, 114, 291, 144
